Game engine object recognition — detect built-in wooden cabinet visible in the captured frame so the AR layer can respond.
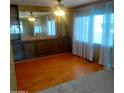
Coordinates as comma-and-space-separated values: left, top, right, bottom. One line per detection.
36, 39, 55, 57
12, 41, 24, 61
12, 36, 71, 62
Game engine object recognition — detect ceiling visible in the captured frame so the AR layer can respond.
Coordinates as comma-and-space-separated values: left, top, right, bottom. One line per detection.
10, 0, 99, 8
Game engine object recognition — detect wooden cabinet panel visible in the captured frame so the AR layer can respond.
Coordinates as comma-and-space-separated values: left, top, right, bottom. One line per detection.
12, 43, 24, 61
24, 42, 36, 59
36, 40, 55, 57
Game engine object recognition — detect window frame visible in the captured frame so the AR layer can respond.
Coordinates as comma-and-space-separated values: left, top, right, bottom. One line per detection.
47, 20, 56, 36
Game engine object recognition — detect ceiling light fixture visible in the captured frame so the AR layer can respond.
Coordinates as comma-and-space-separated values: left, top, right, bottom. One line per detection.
28, 12, 35, 22
53, 0, 65, 16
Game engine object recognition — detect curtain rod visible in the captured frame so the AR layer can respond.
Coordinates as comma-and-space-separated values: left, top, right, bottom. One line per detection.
72, 0, 113, 9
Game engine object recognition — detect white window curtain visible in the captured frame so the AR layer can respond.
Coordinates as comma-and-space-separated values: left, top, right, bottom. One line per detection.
72, 5, 95, 61
99, 2, 114, 69
72, 1, 114, 69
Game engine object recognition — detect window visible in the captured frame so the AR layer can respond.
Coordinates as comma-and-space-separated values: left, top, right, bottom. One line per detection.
74, 17, 83, 42
74, 16, 89, 42
94, 15, 103, 44
10, 25, 20, 34
74, 13, 114, 44
109, 13, 114, 46
94, 14, 114, 44
10, 22, 23, 34
34, 19, 42, 34
47, 20, 56, 35
34, 26, 42, 34
20, 22, 23, 33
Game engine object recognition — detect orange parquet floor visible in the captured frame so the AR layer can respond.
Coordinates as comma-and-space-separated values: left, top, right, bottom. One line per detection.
14, 53, 103, 93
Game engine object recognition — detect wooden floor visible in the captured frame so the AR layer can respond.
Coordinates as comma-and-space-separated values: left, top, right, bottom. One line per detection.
15, 53, 103, 93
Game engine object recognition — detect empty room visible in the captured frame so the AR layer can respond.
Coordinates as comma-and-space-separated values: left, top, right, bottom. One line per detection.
10, 0, 114, 93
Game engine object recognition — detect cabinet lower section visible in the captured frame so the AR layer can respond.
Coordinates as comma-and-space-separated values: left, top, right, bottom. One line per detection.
11, 36, 72, 62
